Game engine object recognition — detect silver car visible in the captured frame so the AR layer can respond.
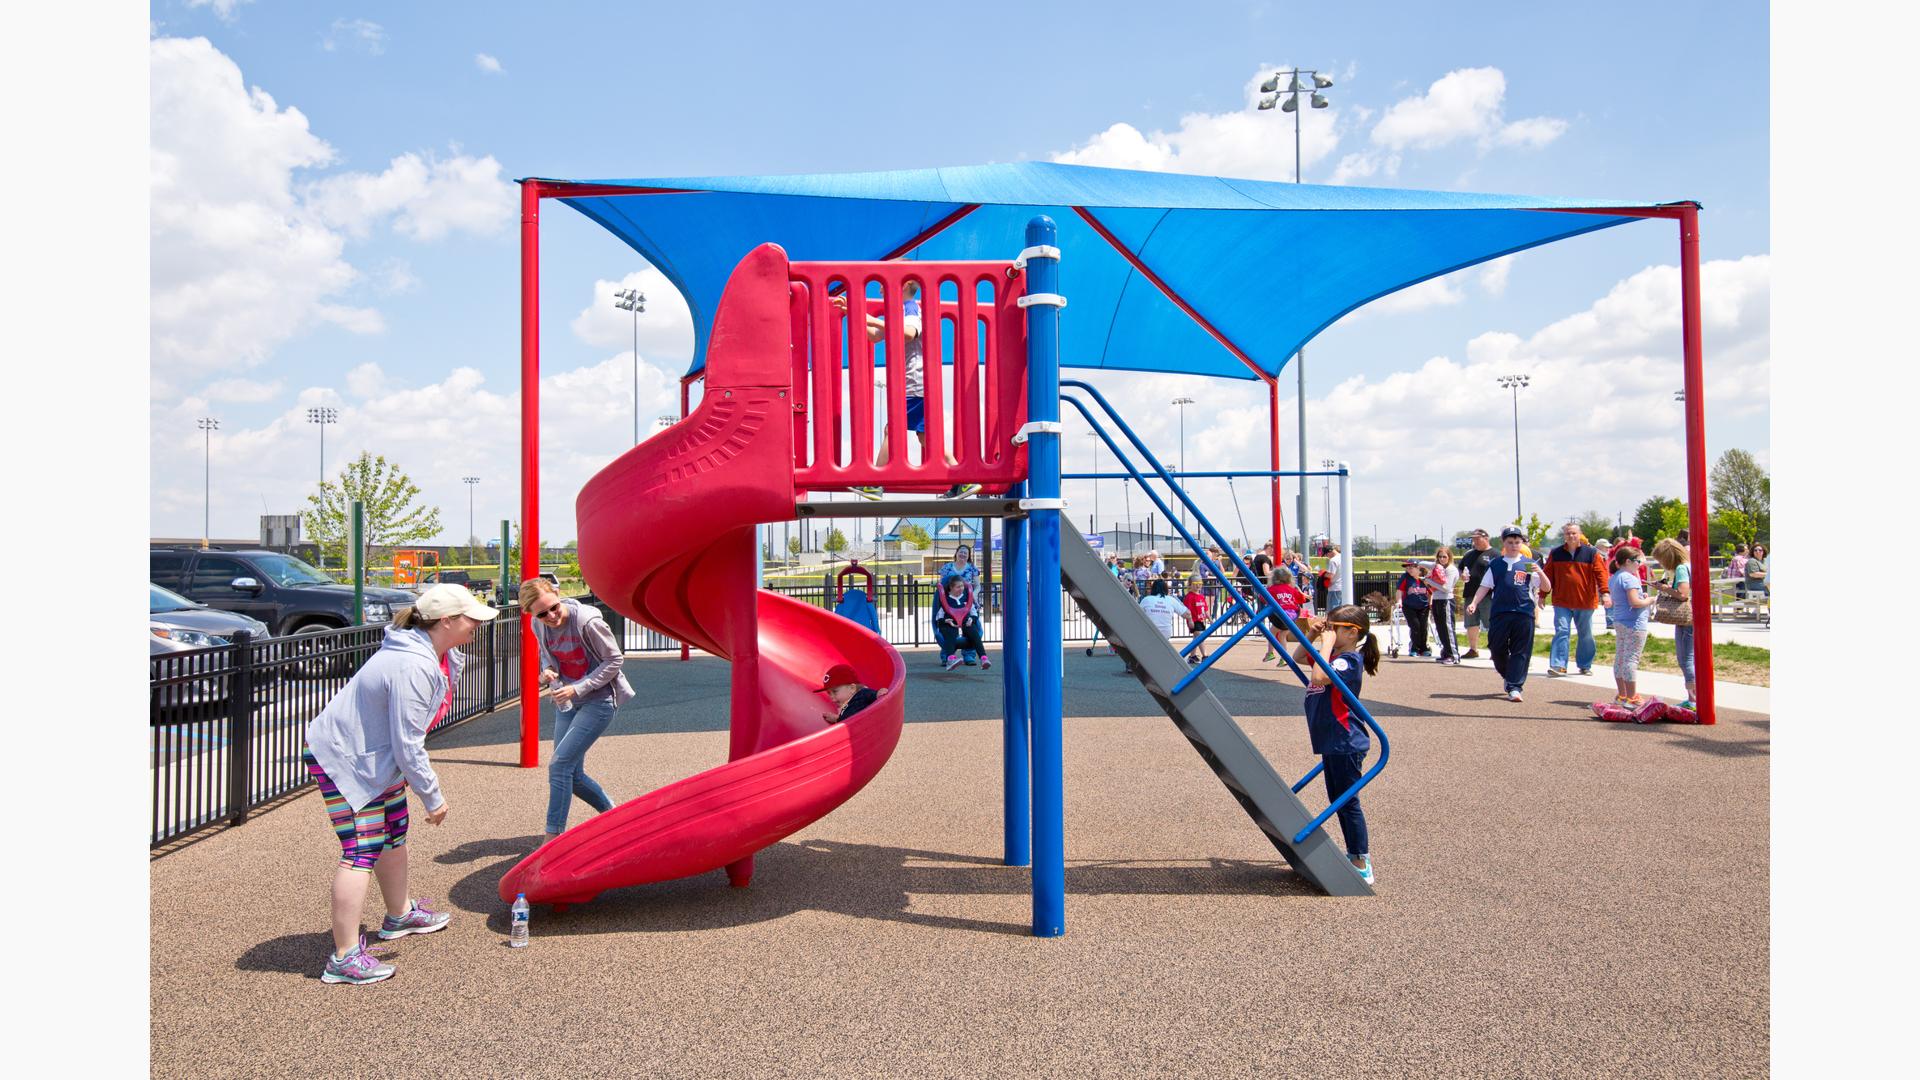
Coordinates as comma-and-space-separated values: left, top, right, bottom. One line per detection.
151, 583, 271, 722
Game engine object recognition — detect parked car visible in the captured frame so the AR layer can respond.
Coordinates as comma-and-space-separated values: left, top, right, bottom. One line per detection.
149, 547, 413, 636
150, 583, 271, 723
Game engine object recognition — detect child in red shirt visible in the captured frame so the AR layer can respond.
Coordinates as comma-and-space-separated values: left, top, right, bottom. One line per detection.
1262, 567, 1313, 662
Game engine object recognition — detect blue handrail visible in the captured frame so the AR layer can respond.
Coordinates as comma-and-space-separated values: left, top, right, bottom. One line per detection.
1060, 380, 1389, 845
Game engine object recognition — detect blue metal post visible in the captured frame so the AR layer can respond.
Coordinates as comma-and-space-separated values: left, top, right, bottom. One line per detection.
1023, 216, 1065, 937
1001, 485, 1030, 867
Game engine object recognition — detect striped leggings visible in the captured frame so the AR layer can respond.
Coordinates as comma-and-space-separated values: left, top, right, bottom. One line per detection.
303, 749, 409, 871
1613, 628, 1649, 683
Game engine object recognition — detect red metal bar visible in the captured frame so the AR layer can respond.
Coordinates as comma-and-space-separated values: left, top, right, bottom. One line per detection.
518, 181, 543, 767
679, 374, 693, 662
531, 181, 696, 199
1677, 205, 1715, 724
1071, 206, 1270, 382
1267, 375, 1285, 551
881, 204, 982, 260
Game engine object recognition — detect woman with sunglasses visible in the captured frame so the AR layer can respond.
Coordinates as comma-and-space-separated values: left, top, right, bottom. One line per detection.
303, 584, 498, 984
522, 578, 634, 841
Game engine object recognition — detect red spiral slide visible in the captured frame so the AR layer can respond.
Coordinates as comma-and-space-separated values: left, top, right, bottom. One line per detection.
498, 244, 906, 906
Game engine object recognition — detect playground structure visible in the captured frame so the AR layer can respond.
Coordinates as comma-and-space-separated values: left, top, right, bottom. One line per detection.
505, 163, 1716, 936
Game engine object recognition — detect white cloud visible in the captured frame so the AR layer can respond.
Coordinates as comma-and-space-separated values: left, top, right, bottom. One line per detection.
375, 258, 419, 294
151, 355, 689, 545
151, 37, 511, 390
1335, 67, 1568, 184
1052, 68, 1345, 181
185, 0, 251, 21
570, 268, 697, 363
324, 19, 385, 56
1477, 255, 1514, 296
202, 377, 283, 403
475, 53, 503, 74
304, 150, 515, 241
150, 36, 374, 383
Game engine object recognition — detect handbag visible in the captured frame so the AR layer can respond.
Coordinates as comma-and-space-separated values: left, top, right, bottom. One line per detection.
1653, 580, 1692, 626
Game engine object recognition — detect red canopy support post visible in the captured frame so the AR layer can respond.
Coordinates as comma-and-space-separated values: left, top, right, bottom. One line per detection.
518, 180, 543, 767
1677, 205, 1715, 724
1266, 374, 1285, 552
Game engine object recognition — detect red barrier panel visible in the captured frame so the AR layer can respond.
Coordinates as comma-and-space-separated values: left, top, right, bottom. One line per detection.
789, 260, 1028, 493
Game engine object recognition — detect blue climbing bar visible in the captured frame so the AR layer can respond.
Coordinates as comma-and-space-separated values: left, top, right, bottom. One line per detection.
1001, 482, 1031, 868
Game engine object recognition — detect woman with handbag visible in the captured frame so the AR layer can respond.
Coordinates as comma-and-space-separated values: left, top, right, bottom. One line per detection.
1651, 539, 1696, 710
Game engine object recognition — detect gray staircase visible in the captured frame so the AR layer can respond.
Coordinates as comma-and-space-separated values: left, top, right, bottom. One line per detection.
1058, 521, 1372, 897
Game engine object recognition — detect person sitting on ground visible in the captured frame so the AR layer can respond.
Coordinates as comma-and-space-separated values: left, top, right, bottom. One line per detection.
819, 663, 883, 725
1292, 606, 1382, 886
934, 573, 991, 672
1261, 566, 1313, 662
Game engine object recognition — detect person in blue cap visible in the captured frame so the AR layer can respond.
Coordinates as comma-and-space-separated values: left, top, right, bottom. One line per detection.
1465, 526, 1547, 702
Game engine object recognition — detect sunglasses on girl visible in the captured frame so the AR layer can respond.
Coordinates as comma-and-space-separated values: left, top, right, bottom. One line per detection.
532, 601, 566, 620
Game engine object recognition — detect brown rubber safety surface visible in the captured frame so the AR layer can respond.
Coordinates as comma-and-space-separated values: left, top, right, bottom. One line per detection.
152, 643, 1768, 1079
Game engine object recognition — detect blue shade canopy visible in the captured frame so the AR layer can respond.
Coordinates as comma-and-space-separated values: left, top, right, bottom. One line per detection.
543, 162, 1678, 382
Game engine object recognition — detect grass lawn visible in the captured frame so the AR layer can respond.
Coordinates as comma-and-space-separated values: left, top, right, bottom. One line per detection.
1530, 629, 1770, 686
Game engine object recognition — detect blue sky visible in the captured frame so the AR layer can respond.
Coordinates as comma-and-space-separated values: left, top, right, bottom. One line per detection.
149, 0, 1770, 547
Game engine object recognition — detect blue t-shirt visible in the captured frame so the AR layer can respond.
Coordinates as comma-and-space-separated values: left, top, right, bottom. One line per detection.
1397, 572, 1432, 610
1610, 569, 1651, 631
1303, 651, 1370, 756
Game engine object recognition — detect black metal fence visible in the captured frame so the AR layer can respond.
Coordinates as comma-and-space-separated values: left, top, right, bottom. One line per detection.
150, 608, 524, 848
611, 574, 1402, 654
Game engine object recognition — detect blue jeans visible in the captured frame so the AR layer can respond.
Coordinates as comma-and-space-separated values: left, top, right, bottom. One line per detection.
547, 694, 616, 833
1320, 751, 1370, 858
1674, 624, 1695, 686
1550, 606, 1596, 672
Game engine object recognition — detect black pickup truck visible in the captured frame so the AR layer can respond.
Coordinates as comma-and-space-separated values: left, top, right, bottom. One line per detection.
149, 548, 416, 638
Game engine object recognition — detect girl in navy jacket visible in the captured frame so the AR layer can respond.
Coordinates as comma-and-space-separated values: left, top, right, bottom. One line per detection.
1293, 604, 1383, 886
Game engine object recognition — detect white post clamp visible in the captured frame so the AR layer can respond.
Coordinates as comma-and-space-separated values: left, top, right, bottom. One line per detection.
1017, 293, 1067, 309
1012, 244, 1062, 270
1018, 498, 1068, 511
1012, 420, 1064, 445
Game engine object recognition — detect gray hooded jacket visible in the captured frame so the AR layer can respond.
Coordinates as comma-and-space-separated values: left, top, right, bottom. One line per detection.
304, 625, 458, 812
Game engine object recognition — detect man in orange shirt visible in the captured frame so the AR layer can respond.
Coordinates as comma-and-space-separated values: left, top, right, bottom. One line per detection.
1542, 522, 1607, 676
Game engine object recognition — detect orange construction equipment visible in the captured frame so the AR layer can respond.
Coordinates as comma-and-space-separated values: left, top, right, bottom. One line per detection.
391, 549, 440, 587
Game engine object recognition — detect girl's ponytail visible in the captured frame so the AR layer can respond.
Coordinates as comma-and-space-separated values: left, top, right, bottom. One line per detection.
1358, 625, 1381, 675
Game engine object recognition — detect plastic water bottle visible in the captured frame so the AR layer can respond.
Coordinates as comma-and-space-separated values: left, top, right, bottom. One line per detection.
509, 893, 530, 948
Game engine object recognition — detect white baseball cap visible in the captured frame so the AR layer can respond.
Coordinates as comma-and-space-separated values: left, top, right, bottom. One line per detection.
413, 583, 500, 621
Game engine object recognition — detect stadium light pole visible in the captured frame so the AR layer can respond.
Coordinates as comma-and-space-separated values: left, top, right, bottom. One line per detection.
463, 477, 480, 565
197, 417, 218, 549
1497, 374, 1532, 520
1258, 67, 1332, 559
1321, 458, 1337, 550
306, 407, 339, 568
614, 287, 647, 445
1172, 396, 1194, 538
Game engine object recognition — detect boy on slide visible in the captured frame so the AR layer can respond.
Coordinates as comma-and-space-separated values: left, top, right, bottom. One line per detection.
819, 664, 883, 725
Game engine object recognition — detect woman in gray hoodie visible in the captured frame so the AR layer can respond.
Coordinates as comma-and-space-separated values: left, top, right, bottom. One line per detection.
303, 584, 498, 984
523, 579, 635, 840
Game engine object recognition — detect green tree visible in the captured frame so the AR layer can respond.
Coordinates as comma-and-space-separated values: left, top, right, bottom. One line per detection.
303, 452, 442, 570
899, 523, 932, 550
1514, 513, 1551, 552
787, 536, 802, 556
1709, 449, 1770, 544
1574, 510, 1615, 543
1632, 496, 1681, 543
824, 527, 848, 557
1410, 537, 1439, 555
1657, 502, 1691, 541
1352, 534, 1378, 557
1712, 507, 1756, 549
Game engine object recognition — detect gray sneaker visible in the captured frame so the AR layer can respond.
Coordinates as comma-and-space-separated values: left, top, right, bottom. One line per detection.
321, 935, 396, 985
378, 898, 451, 940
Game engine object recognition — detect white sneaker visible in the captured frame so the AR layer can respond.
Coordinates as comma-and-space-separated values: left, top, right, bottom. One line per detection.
1354, 854, 1375, 886
1507, 688, 1523, 702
